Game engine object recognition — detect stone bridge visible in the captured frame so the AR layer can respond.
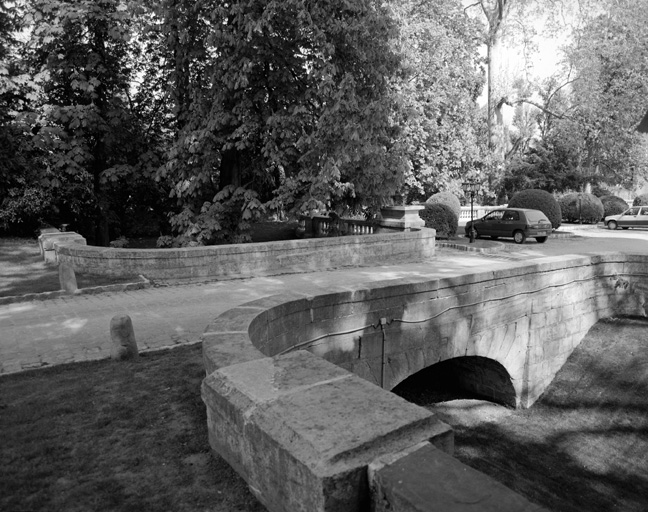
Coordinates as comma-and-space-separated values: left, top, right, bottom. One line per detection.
201, 253, 648, 512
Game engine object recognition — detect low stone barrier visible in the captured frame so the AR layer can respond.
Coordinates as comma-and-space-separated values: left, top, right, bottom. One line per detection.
54, 228, 436, 281
38, 230, 87, 263
201, 252, 648, 511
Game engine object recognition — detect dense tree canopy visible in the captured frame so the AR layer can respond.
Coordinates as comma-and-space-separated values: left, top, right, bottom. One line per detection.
2, 0, 648, 243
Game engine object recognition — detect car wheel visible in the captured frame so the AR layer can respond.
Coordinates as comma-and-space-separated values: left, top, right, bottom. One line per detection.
513, 230, 526, 244
536, 236, 548, 243
607, 221, 617, 230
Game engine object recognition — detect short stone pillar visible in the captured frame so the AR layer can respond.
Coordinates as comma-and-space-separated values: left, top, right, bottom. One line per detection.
110, 315, 139, 361
379, 205, 425, 231
58, 262, 78, 293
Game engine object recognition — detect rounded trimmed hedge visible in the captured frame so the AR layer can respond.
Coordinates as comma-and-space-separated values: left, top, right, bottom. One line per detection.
508, 189, 561, 230
420, 203, 458, 239
425, 191, 461, 219
559, 192, 604, 224
600, 195, 629, 218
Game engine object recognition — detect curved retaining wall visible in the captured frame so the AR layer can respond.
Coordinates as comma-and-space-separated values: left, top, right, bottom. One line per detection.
54, 228, 435, 281
201, 252, 648, 512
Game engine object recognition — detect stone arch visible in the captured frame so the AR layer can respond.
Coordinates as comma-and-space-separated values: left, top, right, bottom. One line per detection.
392, 356, 517, 408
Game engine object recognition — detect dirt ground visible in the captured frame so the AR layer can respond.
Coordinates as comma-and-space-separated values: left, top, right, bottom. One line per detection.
398, 317, 648, 512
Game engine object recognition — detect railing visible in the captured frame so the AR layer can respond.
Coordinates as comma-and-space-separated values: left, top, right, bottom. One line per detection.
459, 205, 505, 221
298, 215, 376, 237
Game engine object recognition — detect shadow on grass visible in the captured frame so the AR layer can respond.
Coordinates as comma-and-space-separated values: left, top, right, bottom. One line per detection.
0, 238, 140, 298
0, 344, 265, 512
398, 317, 648, 512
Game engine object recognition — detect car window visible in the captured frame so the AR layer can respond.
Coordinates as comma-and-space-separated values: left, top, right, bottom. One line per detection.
627, 207, 640, 216
524, 210, 549, 223
502, 211, 519, 221
641, 207, 648, 216
484, 210, 504, 221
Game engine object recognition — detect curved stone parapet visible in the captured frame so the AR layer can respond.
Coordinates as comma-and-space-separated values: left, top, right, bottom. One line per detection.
54, 228, 436, 281
201, 252, 648, 511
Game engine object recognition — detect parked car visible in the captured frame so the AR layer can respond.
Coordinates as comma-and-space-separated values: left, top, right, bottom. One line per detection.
464, 208, 552, 244
605, 206, 648, 230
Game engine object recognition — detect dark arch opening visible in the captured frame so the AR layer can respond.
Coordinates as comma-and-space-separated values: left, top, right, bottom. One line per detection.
392, 356, 517, 408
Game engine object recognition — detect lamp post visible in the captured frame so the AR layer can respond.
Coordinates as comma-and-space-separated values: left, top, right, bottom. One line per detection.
461, 178, 481, 243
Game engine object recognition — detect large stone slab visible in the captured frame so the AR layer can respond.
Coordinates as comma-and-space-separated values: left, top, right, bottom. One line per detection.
201, 350, 453, 512
369, 442, 547, 511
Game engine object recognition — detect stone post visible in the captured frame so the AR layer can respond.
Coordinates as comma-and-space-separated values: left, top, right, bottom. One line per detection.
58, 262, 78, 293
110, 315, 139, 361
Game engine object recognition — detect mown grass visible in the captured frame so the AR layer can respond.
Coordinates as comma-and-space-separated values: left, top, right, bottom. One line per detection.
0, 343, 265, 512
0, 238, 137, 298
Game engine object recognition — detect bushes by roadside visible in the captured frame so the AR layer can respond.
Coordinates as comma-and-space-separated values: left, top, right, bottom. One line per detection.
508, 189, 562, 229
559, 192, 604, 223
420, 203, 458, 239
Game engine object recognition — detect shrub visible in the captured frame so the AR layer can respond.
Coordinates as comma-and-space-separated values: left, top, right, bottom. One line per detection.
425, 191, 461, 219
600, 195, 629, 218
633, 194, 648, 206
508, 189, 562, 229
420, 203, 458, 239
559, 192, 604, 223
109, 236, 129, 248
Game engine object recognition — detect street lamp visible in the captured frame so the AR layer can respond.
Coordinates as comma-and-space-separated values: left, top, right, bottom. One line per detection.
461, 178, 481, 243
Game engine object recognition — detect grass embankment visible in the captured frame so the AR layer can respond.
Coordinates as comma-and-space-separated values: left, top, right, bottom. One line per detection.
399, 317, 648, 512
0, 344, 265, 512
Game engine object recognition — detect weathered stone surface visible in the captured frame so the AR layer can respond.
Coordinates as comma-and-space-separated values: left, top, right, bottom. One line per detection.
202, 351, 452, 512
53, 229, 435, 280
369, 442, 547, 512
201, 253, 648, 511
110, 314, 138, 361
58, 262, 78, 293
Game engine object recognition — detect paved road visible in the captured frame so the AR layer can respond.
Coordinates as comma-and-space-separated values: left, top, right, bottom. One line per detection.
1, 224, 647, 376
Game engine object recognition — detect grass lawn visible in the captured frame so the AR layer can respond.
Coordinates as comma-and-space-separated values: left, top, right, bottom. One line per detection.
397, 317, 648, 512
0, 343, 265, 512
0, 238, 138, 298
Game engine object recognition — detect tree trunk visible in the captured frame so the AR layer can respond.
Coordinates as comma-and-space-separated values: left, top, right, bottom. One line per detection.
219, 148, 241, 190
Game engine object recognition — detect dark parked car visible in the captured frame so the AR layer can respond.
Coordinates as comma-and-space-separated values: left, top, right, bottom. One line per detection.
605, 206, 648, 230
464, 208, 552, 244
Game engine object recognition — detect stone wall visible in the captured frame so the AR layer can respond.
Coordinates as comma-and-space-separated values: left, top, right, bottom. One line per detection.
54, 228, 436, 281
200, 252, 648, 512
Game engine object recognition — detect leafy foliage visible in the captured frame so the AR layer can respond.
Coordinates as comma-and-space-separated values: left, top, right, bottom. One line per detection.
633, 194, 648, 207
600, 195, 629, 217
420, 203, 458, 239
425, 191, 462, 219
168, 186, 264, 246
508, 189, 561, 229
559, 192, 604, 224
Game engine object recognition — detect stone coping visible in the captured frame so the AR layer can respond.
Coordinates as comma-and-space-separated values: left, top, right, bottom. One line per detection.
201, 252, 648, 511
55, 228, 436, 281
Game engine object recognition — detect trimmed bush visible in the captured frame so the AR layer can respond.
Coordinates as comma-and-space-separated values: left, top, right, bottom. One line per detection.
633, 194, 648, 206
508, 189, 562, 229
600, 195, 629, 218
425, 191, 461, 219
559, 192, 604, 223
420, 203, 458, 239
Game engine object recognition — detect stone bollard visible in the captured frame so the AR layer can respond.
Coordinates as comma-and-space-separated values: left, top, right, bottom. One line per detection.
110, 315, 139, 361
58, 262, 78, 293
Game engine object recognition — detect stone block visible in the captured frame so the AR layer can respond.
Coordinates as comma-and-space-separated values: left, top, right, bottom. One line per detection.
369, 442, 547, 512
110, 314, 139, 361
201, 351, 453, 512
58, 262, 78, 293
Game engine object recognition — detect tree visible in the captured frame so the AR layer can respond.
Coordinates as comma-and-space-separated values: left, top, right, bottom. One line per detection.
21, 0, 168, 244
158, 0, 408, 244
392, 0, 485, 202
